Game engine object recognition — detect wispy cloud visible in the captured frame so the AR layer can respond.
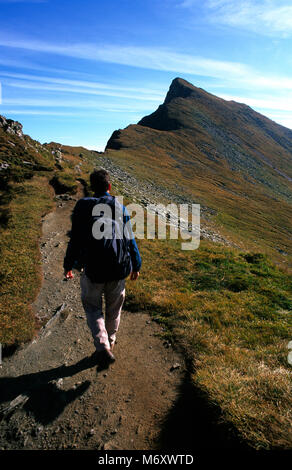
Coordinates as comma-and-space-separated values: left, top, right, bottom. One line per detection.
0, 0, 46, 3
265, 114, 292, 129
3, 79, 164, 102
0, 109, 144, 124
210, 90, 292, 129
218, 93, 292, 112
2, 37, 292, 95
224, 73, 292, 94
1, 35, 292, 129
0, 71, 164, 98
3, 97, 156, 112
0, 57, 79, 76
179, 0, 292, 36
0, 37, 250, 79
0, 109, 81, 116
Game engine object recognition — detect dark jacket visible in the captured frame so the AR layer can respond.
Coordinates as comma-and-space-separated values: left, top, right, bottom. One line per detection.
63, 192, 142, 282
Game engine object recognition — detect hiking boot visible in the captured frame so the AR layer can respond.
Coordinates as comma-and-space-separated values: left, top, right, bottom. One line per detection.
89, 350, 101, 365
90, 348, 115, 367
104, 348, 115, 363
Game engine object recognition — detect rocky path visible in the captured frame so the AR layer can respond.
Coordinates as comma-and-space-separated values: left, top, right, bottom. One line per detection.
0, 169, 248, 453
0, 187, 185, 450
97, 155, 236, 247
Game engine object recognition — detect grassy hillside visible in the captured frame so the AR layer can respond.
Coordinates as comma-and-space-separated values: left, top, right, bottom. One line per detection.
125, 235, 292, 449
105, 78, 292, 270
104, 80, 292, 448
0, 118, 97, 348
1, 102, 291, 450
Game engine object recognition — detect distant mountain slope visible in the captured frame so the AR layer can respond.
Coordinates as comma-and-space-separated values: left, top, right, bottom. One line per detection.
105, 78, 292, 267
1, 111, 291, 451
0, 115, 98, 193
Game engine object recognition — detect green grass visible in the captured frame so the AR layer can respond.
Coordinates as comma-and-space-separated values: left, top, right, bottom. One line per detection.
0, 176, 54, 346
0, 127, 105, 348
50, 170, 78, 194
1, 116, 291, 448
125, 236, 292, 449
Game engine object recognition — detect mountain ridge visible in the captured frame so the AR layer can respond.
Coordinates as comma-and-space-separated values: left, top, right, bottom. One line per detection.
1, 88, 292, 451
105, 77, 292, 267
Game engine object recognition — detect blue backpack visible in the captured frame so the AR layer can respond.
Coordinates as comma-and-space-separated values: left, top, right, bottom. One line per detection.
73, 194, 132, 282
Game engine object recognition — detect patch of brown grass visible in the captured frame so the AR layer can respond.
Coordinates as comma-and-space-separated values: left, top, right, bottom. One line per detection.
0, 176, 54, 346
125, 235, 292, 449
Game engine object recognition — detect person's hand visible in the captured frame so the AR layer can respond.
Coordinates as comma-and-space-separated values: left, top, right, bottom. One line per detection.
64, 270, 74, 279
130, 271, 140, 281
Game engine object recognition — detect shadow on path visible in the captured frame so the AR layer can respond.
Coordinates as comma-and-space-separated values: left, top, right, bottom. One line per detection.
0, 353, 107, 425
158, 369, 253, 453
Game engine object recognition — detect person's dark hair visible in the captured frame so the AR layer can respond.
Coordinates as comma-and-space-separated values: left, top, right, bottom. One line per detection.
90, 169, 110, 195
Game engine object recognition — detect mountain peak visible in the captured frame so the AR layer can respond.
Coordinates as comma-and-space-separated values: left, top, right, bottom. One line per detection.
164, 77, 203, 104
136, 77, 208, 131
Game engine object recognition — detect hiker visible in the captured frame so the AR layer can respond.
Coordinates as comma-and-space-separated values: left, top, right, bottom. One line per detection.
63, 169, 141, 365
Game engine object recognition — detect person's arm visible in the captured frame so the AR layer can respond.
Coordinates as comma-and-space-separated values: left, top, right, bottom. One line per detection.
123, 206, 142, 279
63, 200, 83, 277
129, 237, 142, 272
129, 237, 141, 280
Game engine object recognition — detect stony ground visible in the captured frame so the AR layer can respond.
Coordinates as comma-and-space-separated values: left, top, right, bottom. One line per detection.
96, 155, 236, 246
0, 169, 244, 452
0, 188, 185, 450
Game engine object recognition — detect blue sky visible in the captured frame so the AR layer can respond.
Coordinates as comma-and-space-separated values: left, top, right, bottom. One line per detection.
0, 0, 292, 150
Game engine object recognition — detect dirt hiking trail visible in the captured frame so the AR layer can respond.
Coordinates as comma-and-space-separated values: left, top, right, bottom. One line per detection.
0, 187, 248, 452
0, 189, 186, 450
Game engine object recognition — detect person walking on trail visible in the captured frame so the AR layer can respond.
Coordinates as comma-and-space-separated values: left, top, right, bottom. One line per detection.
63, 169, 142, 365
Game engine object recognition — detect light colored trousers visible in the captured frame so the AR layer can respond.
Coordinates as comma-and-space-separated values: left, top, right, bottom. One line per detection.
80, 272, 126, 352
